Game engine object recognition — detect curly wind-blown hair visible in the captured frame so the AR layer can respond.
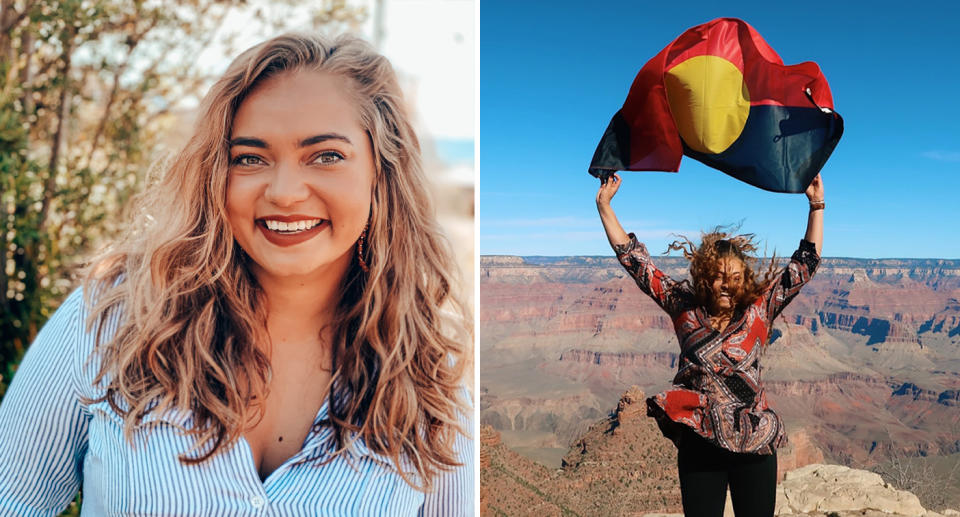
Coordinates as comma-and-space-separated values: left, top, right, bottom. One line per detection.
82, 33, 471, 490
666, 226, 780, 311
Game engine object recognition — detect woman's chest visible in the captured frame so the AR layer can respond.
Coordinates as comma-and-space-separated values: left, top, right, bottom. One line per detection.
673, 305, 769, 365
243, 374, 330, 480
81, 402, 424, 516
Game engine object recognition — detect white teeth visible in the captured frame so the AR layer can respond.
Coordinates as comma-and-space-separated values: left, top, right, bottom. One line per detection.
263, 219, 322, 232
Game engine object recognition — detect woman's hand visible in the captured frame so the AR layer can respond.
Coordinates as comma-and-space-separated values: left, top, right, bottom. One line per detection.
596, 173, 622, 207
805, 173, 824, 202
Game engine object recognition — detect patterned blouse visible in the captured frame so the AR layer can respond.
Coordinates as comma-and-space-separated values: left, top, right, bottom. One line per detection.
613, 234, 820, 454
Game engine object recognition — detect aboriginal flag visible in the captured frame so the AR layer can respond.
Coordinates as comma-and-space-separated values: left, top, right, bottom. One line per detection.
588, 18, 843, 193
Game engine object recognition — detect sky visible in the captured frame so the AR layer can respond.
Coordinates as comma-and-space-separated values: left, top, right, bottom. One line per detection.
479, 0, 960, 259
370, 0, 474, 146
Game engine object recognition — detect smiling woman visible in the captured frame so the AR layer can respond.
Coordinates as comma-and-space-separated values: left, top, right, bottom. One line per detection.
0, 34, 472, 516
596, 172, 824, 516
226, 71, 375, 281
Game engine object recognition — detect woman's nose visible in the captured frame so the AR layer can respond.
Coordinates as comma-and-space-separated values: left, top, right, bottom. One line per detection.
263, 162, 309, 207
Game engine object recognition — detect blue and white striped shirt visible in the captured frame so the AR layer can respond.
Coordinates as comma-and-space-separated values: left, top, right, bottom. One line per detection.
0, 288, 474, 516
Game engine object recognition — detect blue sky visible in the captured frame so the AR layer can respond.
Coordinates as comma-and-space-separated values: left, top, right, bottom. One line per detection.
479, 1, 960, 259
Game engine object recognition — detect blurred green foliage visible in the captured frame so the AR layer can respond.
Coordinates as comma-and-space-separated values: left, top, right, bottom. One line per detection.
0, 1, 365, 514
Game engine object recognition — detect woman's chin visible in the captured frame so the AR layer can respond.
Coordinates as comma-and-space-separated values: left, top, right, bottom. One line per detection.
711, 298, 733, 312
246, 254, 352, 283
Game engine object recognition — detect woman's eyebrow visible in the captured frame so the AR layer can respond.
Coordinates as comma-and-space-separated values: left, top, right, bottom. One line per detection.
228, 134, 352, 149
299, 133, 352, 147
229, 137, 268, 148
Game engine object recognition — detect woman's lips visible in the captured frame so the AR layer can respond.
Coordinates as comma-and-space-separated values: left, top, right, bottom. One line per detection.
256, 219, 329, 247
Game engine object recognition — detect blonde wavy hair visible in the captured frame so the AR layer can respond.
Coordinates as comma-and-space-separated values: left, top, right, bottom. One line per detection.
83, 33, 471, 490
666, 226, 779, 312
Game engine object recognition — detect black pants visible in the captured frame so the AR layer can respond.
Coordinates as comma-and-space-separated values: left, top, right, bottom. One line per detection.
676, 429, 777, 517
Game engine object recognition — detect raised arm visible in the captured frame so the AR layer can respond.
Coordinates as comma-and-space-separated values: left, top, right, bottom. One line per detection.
597, 174, 687, 315
764, 175, 825, 321
804, 174, 824, 256
596, 174, 630, 248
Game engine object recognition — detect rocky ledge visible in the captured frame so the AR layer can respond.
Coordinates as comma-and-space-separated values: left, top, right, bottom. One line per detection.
643, 463, 959, 517
776, 463, 955, 517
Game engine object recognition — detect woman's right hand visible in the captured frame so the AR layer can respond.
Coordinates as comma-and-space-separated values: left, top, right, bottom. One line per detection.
596, 173, 622, 206
596, 173, 630, 248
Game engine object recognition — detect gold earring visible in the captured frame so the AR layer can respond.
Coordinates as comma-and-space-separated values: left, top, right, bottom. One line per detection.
357, 223, 369, 273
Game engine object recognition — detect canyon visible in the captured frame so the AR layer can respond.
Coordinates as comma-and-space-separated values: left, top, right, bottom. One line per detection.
480, 386, 960, 516
480, 254, 960, 511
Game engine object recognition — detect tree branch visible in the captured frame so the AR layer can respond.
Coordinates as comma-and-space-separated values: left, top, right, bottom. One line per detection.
38, 35, 73, 234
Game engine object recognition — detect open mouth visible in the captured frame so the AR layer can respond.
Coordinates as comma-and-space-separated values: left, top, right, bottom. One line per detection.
260, 218, 324, 234
255, 217, 329, 247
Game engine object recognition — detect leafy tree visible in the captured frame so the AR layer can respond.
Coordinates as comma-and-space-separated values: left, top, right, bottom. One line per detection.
0, 1, 366, 513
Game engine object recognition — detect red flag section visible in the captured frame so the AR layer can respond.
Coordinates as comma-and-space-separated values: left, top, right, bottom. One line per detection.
589, 18, 843, 193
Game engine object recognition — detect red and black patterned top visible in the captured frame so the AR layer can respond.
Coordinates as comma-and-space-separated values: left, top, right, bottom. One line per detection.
613, 234, 820, 454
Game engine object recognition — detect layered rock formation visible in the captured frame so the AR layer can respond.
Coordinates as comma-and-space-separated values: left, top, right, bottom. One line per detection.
481, 388, 681, 516
479, 387, 959, 516
481, 254, 960, 510
558, 349, 679, 369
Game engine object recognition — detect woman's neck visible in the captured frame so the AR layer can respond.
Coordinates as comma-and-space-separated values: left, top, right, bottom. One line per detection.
252, 259, 351, 355
707, 308, 735, 333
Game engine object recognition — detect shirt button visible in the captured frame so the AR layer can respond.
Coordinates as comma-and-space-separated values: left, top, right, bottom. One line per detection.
250, 495, 265, 509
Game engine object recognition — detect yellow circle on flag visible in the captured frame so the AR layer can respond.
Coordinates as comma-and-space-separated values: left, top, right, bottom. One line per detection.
664, 55, 751, 154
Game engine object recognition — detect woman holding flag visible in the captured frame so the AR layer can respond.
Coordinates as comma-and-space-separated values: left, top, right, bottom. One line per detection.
588, 16, 838, 515
596, 172, 823, 516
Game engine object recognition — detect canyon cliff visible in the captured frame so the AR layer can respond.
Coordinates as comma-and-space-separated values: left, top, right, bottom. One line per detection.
479, 387, 959, 516
481, 254, 960, 511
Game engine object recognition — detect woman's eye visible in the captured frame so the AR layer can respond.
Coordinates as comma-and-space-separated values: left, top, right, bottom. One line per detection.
232, 155, 264, 167
312, 151, 345, 165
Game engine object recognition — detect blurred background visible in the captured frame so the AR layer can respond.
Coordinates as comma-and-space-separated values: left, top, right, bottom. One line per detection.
0, 0, 475, 413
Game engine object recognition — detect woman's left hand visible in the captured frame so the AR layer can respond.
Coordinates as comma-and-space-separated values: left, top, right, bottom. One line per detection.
805, 173, 824, 202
